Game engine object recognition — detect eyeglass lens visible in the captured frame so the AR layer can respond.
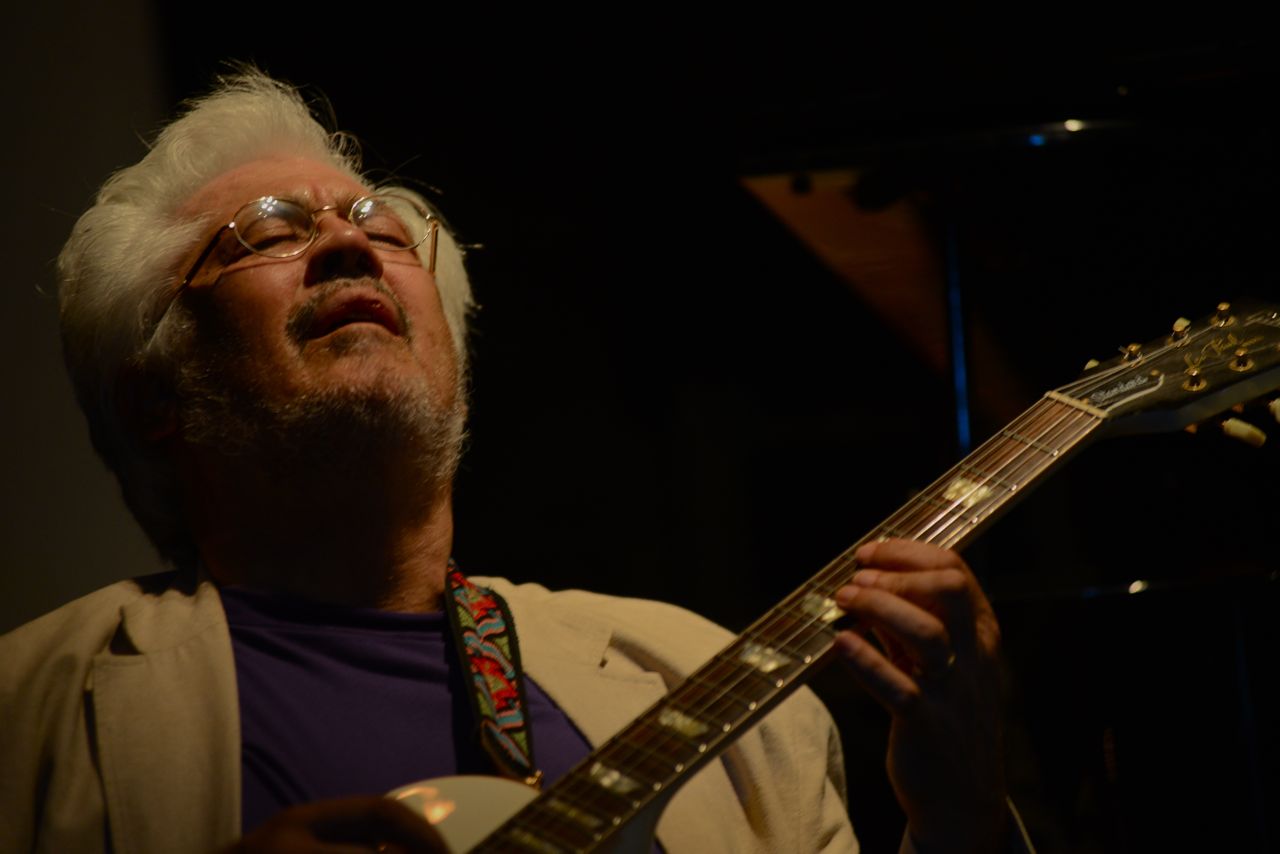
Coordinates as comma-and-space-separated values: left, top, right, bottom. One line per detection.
233, 196, 429, 259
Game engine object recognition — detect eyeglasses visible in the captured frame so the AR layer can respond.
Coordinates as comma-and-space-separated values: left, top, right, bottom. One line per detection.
178, 193, 439, 289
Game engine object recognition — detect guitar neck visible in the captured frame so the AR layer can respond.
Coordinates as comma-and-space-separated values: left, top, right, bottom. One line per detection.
473, 394, 1106, 853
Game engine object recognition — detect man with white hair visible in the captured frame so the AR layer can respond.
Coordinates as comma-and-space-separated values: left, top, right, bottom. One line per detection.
0, 72, 1017, 853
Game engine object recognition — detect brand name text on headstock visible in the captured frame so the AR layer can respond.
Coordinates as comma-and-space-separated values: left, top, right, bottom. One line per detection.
1089, 374, 1153, 405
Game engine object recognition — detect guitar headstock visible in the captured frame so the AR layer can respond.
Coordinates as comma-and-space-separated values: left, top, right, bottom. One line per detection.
1058, 301, 1280, 439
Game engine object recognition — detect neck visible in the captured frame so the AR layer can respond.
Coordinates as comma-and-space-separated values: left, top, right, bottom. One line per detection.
181, 448, 455, 613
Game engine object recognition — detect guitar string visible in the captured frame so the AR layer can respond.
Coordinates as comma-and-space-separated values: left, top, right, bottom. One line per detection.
508, 405, 1104, 849
494, 341, 1219, 847
514, 316, 1277, 846
907, 402, 1098, 547
498, 402, 1104, 848
495, 402, 1102, 847
498, 313, 1271, 846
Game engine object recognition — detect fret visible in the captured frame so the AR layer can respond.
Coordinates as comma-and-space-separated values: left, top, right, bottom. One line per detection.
761, 592, 849, 638
679, 670, 769, 720
587, 761, 644, 796
939, 476, 997, 509
795, 590, 843, 625
743, 650, 807, 694
673, 677, 756, 726
472, 391, 1122, 853
500, 807, 602, 854
931, 496, 979, 526
544, 796, 609, 833
692, 653, 771, 692
625, 715, 702, 758
554, 772, 635, 818
762, 596, 839, 635
957, 465, 1019, 492
606, 730, 690, 790
655, 705, 711, 739
988, 414, 1093, 488
500, 826, 570, 854
998, 428, 1060, 457
742, 626, 832, 669
737, 640, 791, 674
914, 494, 983, 528
918, 493, 954, 510
748, 622, 825, 657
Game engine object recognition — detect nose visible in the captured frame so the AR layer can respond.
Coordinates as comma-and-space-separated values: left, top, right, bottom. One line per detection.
303, 210, 384, 285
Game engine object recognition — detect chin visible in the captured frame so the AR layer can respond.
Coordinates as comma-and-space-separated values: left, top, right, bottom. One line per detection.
177, 351, 466, 487
314, 323, 403, 356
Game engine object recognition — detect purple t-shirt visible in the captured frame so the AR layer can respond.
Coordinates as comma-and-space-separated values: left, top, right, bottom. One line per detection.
218, 585, 596, 833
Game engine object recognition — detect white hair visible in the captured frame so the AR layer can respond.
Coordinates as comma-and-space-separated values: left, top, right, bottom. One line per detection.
58, 69, 474, 565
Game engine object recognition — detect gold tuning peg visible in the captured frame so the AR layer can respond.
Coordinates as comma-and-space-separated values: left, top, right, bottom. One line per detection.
1083, 358, 1101, 371
1171, 317, 1191, 340
1270, 399, 1280, 425
1230, 348, 1255, 372
1222, 417, 1267, 448
1213, 302, 1235, 327
1122, 343, 1142, 362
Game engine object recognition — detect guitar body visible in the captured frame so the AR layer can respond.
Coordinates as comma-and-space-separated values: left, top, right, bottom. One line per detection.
388, 776, 663, 853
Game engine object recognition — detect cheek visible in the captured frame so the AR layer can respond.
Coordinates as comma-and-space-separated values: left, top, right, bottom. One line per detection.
395, 276, 453, 348
413, 295, 456, 362
188, 284, 300, 368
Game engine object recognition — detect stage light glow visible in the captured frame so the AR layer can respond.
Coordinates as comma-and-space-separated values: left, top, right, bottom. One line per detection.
1064, 119, 1084, 132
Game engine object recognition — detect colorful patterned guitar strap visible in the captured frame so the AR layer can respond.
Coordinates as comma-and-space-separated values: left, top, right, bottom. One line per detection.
443, 564, 542, 787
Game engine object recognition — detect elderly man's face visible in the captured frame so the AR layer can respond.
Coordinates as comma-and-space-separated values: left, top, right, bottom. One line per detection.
169, 157, 463, 476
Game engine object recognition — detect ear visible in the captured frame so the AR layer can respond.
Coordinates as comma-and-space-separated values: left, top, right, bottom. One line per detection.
116, 366, 179, 445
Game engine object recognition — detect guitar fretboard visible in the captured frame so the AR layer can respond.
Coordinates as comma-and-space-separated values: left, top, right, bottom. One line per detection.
475, 395, 1104, 853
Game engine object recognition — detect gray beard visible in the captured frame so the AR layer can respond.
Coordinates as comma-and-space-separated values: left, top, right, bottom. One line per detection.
173, 349, 466, 494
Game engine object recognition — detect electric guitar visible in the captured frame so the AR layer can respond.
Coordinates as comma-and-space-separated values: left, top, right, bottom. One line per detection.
390, 301, 1280, 852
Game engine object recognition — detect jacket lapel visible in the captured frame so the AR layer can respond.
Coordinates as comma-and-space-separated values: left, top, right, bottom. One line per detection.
90, 576, 241, 854
496, 584, 762, 854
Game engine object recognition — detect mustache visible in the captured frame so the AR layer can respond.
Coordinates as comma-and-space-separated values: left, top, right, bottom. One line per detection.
285, 279, 412, 345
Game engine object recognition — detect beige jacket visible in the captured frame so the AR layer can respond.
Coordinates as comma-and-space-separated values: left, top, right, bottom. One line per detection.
0, 572, 856, 853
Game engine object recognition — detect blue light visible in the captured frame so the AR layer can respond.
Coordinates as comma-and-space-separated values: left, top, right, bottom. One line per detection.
1028, 133, 1046, 147
945, 223, 971, 454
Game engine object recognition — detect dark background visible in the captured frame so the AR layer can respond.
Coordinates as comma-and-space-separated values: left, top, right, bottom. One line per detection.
3, 8, 1277, 851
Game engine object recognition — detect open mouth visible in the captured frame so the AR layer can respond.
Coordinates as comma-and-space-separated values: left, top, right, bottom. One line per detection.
309, 293, 404, 339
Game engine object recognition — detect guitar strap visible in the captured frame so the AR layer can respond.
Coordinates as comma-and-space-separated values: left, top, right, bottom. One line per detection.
443, 563, 542, 787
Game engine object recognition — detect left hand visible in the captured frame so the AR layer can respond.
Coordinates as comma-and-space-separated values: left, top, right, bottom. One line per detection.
834, 539, 1006, 853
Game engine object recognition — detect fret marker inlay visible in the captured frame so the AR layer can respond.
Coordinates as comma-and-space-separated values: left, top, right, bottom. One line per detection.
740, 641, 790, 673
942, 477, 994, 509
657, 707, 709, 738
546, 798, 605, 830
589, 762, 642, 796
507, 828, 565, 854
799, 592, 843, 624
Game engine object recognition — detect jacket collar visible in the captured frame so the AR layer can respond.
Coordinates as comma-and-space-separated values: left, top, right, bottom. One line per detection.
90, 571, 242, 853
474, 578, 759, 854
